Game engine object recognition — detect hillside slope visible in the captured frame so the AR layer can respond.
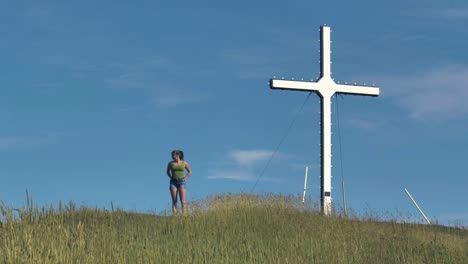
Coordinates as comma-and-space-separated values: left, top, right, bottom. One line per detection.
1, 194, 467, 263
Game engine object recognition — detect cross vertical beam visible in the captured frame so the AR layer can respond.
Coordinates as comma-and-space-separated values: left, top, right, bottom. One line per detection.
320, 94, 332, 214
269, 25, 379, 215
320, 26, 331, 78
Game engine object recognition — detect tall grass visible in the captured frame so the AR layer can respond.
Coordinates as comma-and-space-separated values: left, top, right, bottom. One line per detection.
1, 193, 467, 263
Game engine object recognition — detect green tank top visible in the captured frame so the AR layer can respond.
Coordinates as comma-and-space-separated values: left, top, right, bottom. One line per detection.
171, 162, 185, 179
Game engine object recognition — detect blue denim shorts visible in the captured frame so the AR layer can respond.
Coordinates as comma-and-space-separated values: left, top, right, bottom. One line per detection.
170, 178, 186, 190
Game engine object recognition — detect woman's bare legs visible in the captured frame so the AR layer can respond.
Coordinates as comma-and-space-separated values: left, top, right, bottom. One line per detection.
170, 188, 178, 215
179, 188, 187, 215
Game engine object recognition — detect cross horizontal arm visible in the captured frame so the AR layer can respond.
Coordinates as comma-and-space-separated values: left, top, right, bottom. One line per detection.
335, 84, 380, 97
270, 79, 320, 92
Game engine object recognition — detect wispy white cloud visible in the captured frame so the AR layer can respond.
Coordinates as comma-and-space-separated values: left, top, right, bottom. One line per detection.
105, 72, 150, 89
401, 7, 468, 20
0, 136, 29, 150
206, 169, 282, 183
35, 54, 103, 74
218, 48, 279, 80
105, 57, 211, 108
439, 8, 468, 19
26, 51, 209, 109
346, 118, 380, 132
24, 7, 53, 19
378, 65, 468, 120
208, 149, 282, 181
229, 149, 274, 167
217, 24, 312, 81
381, 32, 428, 42
0, 133, 62, 151
207, 169, 255, 181
153, 86, 204, 108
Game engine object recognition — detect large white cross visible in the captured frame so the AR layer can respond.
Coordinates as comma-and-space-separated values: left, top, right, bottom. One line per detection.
270, 25, 380, 215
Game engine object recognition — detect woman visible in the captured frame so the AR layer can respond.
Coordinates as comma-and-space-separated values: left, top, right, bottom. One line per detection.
167, 150, 192, 215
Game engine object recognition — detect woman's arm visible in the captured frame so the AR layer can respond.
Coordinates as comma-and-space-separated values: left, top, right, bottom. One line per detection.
166, 162, 172, 178
184, 161, 192, 179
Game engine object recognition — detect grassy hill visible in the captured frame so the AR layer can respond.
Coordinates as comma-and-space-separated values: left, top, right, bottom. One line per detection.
1, 193, 467, 263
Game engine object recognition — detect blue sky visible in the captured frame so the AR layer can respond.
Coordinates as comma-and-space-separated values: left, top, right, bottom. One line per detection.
1, 0, 468, 226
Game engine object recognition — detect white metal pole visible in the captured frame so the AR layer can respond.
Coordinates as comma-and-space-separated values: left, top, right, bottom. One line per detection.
320, 26, 333, 215
302, 166, 309, 204
404, 188, 432, 225
321, 95, 332, 215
